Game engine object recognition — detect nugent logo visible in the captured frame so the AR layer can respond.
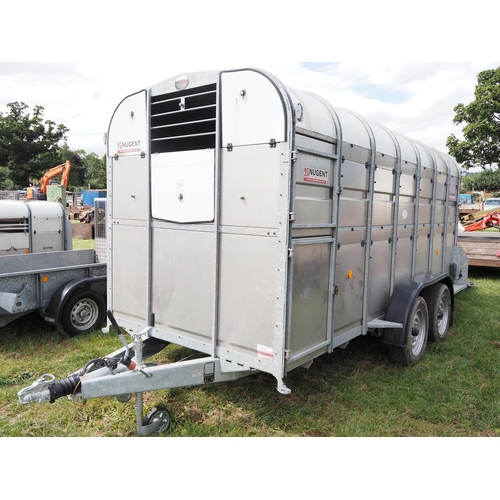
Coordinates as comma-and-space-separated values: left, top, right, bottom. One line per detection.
117, 140, 141, 155
304, 167, 329, 184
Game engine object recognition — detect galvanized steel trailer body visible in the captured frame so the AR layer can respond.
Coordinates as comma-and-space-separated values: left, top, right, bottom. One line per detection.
18, 68, 469, 435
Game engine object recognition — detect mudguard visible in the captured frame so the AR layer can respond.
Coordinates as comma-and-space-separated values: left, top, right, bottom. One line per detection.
44, 276, 106, 327
382, 274, 453, 347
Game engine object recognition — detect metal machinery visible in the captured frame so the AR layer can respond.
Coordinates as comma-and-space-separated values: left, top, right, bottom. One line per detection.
18, 68, 470, 435
26, 160, 72, 203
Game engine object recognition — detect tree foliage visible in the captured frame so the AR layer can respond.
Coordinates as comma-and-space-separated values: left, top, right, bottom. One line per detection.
0, 102, 106, 190
80, 152, 106, 190
0, 166, 14, 190
0, 102, 69, 188
57, 146, 106, 190
461, 168, 500, 193
447, 67, 500, 170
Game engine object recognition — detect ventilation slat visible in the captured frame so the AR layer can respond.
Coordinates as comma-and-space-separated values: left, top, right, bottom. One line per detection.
152, 117, 215, 131
151, 131, 216, 142
150, 83, 217, 153
0, 219, 29, 233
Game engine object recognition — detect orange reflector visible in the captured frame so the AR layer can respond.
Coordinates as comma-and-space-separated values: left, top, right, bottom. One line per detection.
41, 275, 49, 283
347, 270, 353, 279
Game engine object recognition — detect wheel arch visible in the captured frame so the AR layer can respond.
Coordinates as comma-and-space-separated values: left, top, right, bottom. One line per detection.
382, 273, 453, 347
425, 275, 455, 327
44, 276, 107, 327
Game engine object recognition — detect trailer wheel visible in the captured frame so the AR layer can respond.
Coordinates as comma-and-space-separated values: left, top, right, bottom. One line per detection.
143, 406, 171, 434
389, 296, 429, 366
61, 288, 105, 336
421, 283, 452, 342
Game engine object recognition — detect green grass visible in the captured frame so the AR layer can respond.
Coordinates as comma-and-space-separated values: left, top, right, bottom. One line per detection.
71, 237, 95, 250
1, 261, 500, 437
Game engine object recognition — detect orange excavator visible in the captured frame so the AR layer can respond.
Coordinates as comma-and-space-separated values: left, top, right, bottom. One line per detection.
26, 160, 72, 200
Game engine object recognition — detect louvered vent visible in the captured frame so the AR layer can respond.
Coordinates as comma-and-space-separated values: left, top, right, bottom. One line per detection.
150, 83, 217, 153
0, 218, 28, 233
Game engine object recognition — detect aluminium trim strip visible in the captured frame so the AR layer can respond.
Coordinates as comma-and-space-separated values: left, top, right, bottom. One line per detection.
211, 76, 222, 358
343, 109, 376, 337
375, 123, 402, 296
296, 145, 338, 161
426, 148, 439, 274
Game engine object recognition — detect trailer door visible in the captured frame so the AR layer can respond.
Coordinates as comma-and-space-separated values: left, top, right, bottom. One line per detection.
221, 69, 285, 147
217, 70, 290, 377
150, 82, 218, 223
151, 149, 215, 223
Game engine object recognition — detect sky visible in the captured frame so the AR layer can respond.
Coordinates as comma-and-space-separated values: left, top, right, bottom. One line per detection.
1, 61, 498, 159
1, 1, 497, 163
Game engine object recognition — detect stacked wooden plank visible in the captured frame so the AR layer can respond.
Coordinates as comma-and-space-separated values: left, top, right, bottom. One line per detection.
457, 231, 500, 267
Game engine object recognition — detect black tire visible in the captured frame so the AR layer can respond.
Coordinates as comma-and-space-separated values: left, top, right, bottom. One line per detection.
60, 288, 105, 336
389, 296, 429, 366
421, 283, 452, 342
143, 406, 171, 434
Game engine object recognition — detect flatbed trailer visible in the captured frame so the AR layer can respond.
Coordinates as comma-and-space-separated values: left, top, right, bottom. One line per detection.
18, 68, 470, 435
0, 200, 107, 335
0, 249, 106, 335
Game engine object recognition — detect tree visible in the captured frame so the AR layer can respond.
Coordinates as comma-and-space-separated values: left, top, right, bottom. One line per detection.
447, 67, 500, 170
57, 142, 85, 190
0, 166, 14, 190
84, 153, 106, 189
57, 146, 106, 190
0, 102, 69, 188
461, 169, 500, 193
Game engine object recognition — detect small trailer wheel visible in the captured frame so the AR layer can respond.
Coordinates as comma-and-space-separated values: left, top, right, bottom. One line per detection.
389, 296, 429, 366
143, 406, 171, 434
421, 283, 451, 342
61, 288, 106, 336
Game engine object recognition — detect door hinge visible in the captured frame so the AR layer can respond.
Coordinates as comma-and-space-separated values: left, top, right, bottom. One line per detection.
288, 248, 294, 259
284, 349, 291, 360
289, 212, 296, 223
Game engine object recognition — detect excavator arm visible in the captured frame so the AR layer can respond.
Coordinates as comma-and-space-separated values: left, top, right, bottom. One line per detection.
39, 160, 72, 195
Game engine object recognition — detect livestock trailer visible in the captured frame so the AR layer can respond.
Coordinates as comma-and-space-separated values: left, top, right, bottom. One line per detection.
0, 199, 72, 256
19, 68, 470, 435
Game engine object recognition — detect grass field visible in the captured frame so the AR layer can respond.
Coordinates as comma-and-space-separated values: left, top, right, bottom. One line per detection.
1, 239, 500, 438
